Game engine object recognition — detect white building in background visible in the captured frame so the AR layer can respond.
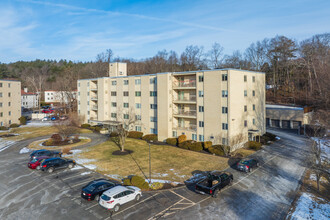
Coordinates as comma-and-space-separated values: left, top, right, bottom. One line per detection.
44, 90, 77, 104
21, 88, 39, 109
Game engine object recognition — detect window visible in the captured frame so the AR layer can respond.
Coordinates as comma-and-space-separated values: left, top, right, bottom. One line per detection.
0, 93, 2, 97
222, 123, 228, 130
136, 103, 141, 109
123, 91, 129, 96
199, 75, 204, 82
192, 134, 197, 141
0, 112, 2, 117
0, 83, 2, 87
150, 78, 157, 84
198, 91, 204, 97
0, 103, 3, 107
135, 115, 141, 120
87, 92, 90, 96
111, 91, 116, 96
244, 90, 247, 97
222, 90, 228, 97
252, 90, 255, 96
135, 126, 141, 131
222, 107, 228, 114
111, 113, 117, 118
222, 138, 228, 145
135, 79, 141, 85
78, 101, 80, 105
244, 120, 247, 127
150, 128, 157, 134
252, 76, 255, 82
253, 118, 256, 125
150, 91, 157, 97
123, 103, 129, 108
87, 111, 90, 115
253, 104, 255, 111
78, 83, 80, 87
78, 92, 80, 96
150, 104, 157, 109
124, 114, 129, 119
199, 106, 204, 112
87, 82, 89, 86
134, 91, 141, 97
172, 131, 177, 137
8, 102, 10, 107
87, 101, 89, 106
111, 102, 117, 107
150, 117, 157, 122
8, 92, 11, 97
244, 75, 247, 82
222, 74, 227, 81
244, 105, 247, 112
111, 81, 117, 85
124, 80, 129, 85
9, 120, 11, 125
199, 135, 204, 142
199, 121, 204, 127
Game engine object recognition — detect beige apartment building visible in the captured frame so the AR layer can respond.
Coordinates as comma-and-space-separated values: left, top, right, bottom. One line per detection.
0, 80, 21, 127
78, 63, 265, 149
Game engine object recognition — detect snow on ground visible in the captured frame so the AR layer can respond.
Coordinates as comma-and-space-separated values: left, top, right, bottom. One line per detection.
311, 137, 330, 160
289, 193, 330, 220
80, 171, 92, 175
19, 147, 32, 154
0, 138, 17, 153
149, 179, 181, 184
106, 174, 122, 181
276, 137, 281, 140
23, 121, 54, 127
310, 174, 328, 183
71, 166, 83, 170
84, 164, 97, 170
184, 172, 208, 184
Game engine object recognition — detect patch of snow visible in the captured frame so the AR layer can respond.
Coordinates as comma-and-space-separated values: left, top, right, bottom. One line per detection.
79, 137, 89, 140
70, 149, 82, 155
38, 139, 50, 147
80, 172, 92, 176
84, 164, 97, 170
311, 137, 330, 160
106, 174, 122, 180
169, 169, 174, 171
23, 121, 54, 127
289, 193, 330, 220
276, 137, 281, 140
19, 147, 31, 154
0, 139, 16, 153
184, 172, 208, 184
71, 166, 83, 170
310, 174, 328, 183
149, 179, 181, 184
75, 158, 96, 164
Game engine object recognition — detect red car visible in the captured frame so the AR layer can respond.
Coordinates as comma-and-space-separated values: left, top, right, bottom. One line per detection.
42, 109, 54, 113
28, 156, 50, 170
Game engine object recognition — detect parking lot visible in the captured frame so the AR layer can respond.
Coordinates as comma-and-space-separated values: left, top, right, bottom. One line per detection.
0, 129, 311, 220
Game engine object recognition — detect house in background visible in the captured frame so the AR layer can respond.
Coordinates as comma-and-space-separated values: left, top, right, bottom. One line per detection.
0, 80, 21, 126
44, 90, 77, 106
21, 88, 39, 109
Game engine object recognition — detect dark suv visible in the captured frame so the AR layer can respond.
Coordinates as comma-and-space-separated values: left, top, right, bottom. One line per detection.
236, 159, 259, 173
40, 158, 76, 173
81, 179, 118, 201
30, 149, 62, 160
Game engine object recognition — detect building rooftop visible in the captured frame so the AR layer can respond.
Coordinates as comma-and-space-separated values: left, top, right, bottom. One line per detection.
21, 90, 37, 95
266, 104, 304, 110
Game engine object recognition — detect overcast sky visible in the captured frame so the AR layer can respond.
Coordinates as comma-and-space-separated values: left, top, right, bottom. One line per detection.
1, 0, 329, 63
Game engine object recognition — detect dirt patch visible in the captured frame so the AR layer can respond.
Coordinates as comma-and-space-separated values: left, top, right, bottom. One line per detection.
112, 150, 134, 155
42, 139, 81, 146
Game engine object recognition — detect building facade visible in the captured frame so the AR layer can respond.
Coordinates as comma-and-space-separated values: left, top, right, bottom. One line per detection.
0, 80, 21, 126
78, 63, 265, 149
21, 88, 39, 109
44, 90, 77, 104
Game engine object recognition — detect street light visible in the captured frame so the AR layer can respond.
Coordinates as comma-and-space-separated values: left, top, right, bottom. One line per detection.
148, 140, 153, 184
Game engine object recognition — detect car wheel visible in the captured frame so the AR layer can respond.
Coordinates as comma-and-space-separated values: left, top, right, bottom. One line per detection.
249, 168, 253, 172
212, 190, 219, 198
228, 178, 233, 186
94, 195, 99, 201
48, 167, 54, 173
135, 194, 141, 201
68, 163, 74, 169
36, 166, 41, 170
114, 204, 120, 212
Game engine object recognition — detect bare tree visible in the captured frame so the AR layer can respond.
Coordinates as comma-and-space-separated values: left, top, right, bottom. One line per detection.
245, 39, 268, 71
53, 118, 79, 140
208, 42, 224, 69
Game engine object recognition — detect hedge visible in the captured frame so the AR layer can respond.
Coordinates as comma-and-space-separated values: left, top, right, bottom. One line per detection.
9, 123, 20, 128
208, 145, 230, 156
178, 140, 192, 149
247, 141, 262, 150
203, 141, 212, 150
81, 123, 91, 129
166, 138, 177, 146
51, 133, 62, 142
189, 142, 203, 152
0, 126, 8, 130
19, 116, 27, 125
178, 134, 187, 144
123, 178, 131, 186
128, 131, 143, 139
127, 175, 149, 190
142, 134, 158, 142
110, 132, 119, 137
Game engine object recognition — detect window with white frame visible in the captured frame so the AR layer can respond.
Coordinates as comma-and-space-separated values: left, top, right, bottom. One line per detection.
123, 103, 129, 108
150, 117, 157, 122
222, 123, 228, 130
199, 106, 204, 112
111, 81, 117, 85
135, 79, 141, 85
222, 90, 228, 97
199, 121, 204, 127
222, 107, 228, 114
199, 135, 204, 141
150, 104, 157, 109
222, 74, 228, 81
136, 103, 141, 109
150, 91, 157, 97
198, 91, 204, 97
124, 80, 129, 85
135, 126, 141, 131
192, 134, 197, 141
135, 91, 141, 96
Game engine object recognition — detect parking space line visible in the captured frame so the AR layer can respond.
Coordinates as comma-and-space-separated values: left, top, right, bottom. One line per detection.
70, 178, 95, 188
105, 193, 160, 219
85, 203, 99, 210
148, 198, 184, 220
60, 173, 85, 181
170, 190, 195, 204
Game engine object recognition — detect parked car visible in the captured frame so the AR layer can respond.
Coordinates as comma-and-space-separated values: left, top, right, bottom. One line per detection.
99, 185, 142, 212
41, 116, 51, 121
28, 156, 50, 170
40, 158, 76, 173
195, 171, 233, 198
81, 179, 118, 201
236, 159, 259, 173
59, 115, 68, 120
30, 149, 62, 160
51, 116, 59, 121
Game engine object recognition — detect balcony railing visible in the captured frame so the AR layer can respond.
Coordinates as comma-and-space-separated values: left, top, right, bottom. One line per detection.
174, 96, 196, 102
173, 110, 197, 117
91, 96, 98, 101
175, 124, 197, 131
92, 105, 98, 111
90, 117, 97, 120
173, 80, 196, 88
90, 87, 98, 91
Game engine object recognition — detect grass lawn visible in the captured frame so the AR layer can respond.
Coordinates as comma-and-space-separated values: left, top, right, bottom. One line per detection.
72, 138, 230, 182
232, 148, 256, 158
28, 137, 91, 151
2, 126, 92, 141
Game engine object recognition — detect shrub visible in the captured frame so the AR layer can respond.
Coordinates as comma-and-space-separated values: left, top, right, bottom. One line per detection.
150, 182, 164, 190
123, 178, 131, 185
109, 132, 119, 137
51, 133, 62, 142
127, 131, 143, 139
142, 134, 158, 142
208, 145, 230, 156
94, 127, 102, 132
248, 141, 262, 150
203, 141, 212, 150
264, 132, 277, 141
166, 138, 177, 146
19, 116, 27, 125
9, 123, 20, 128
81, 123, 91, 129
130, 176, 149, 190
177, 134, 187, 144
178, 140, 192, 149
0, 126, 8, 130
44, 139, 54, 146
62, 147, 72, 154
189, 142, 203, 152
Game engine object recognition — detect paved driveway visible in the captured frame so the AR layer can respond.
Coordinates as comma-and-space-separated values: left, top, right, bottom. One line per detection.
0, 129, 311, 220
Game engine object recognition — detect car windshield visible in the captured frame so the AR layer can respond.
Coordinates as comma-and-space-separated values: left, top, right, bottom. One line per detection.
101, 194, 111, 201
240, 161, 249, 165
30, 158, 38, 163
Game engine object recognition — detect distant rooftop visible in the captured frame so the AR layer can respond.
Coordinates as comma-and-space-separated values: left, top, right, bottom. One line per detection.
266, 104, 304, 110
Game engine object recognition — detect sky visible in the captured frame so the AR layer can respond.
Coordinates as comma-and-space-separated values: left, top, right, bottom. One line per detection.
0, 0, 329, 63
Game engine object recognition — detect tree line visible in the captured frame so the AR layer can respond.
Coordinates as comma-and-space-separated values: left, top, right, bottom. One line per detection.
0, 33, 329, 110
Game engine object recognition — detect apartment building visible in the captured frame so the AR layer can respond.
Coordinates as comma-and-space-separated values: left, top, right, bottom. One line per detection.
44, 90, 77, 104
0, 80, 21, 126
21, 88, 39, 109
78, 63, 265, 149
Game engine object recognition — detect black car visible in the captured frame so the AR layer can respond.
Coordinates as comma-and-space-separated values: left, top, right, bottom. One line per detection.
236, 159, 259, 173
195, 171, 233, 198
81, 179, 118, 201
40, 158, 76, 173
30, 149, 62, 160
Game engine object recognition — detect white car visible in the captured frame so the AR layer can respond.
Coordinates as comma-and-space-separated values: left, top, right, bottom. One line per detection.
99, 185, 142, 212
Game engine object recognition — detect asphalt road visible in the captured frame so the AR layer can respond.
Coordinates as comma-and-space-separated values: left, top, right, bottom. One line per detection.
0, 129, 311, 220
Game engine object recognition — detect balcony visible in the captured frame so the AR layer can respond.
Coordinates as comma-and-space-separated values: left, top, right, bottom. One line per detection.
174, 124, 197, 131
173, 95, 196, 103
173, 110, 197, 118
92, 105, 98, 111
90, 87, 98, 92
173, 80, 196, 89
91, 96, 98, 101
